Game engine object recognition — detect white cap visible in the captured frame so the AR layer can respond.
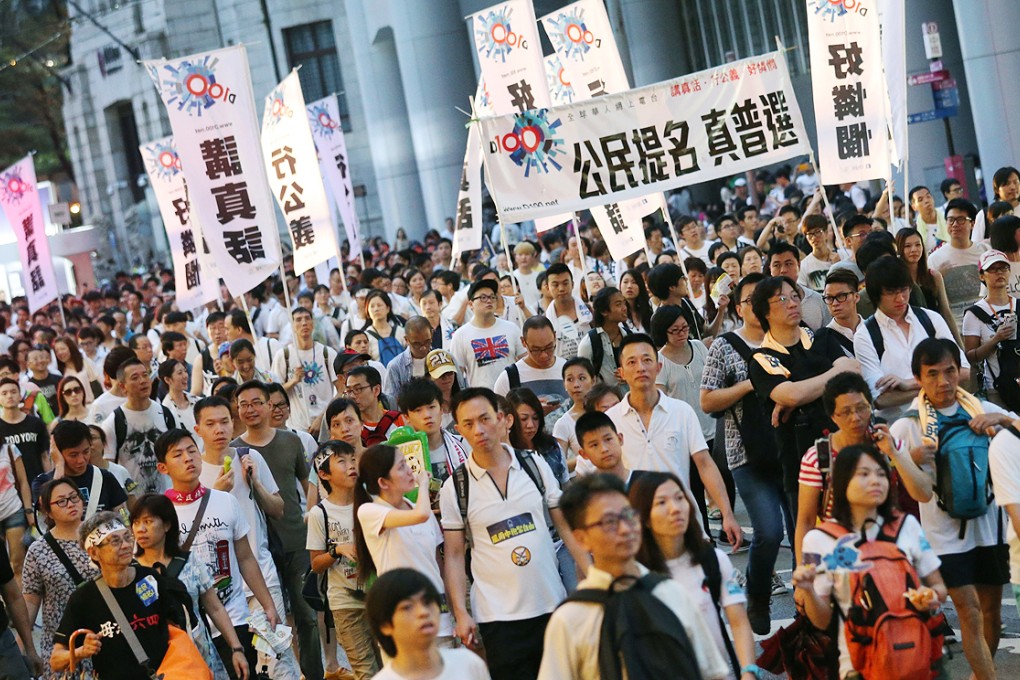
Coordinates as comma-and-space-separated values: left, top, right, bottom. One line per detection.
979, 249, 1010, 272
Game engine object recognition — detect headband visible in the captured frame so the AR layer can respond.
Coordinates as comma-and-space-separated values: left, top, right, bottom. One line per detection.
84, 519, 128, 550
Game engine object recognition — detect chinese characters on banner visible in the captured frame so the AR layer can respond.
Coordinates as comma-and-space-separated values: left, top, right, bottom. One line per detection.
469, 0, 550, 115
307, 94, 362, 264
261, 72, 338, 276
145, 45, 281, 298
453, 123, 484, 255
806, 0, 890, 183
540, 0, 630, 101
0, 156, 59, 311
477, 52, 811, 223
139, 136, 220, 310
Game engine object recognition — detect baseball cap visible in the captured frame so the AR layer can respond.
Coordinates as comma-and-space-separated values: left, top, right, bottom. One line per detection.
979, 249, 1011, 272
468, 278, 498, 300
426, 349, 457, 379
733, 177, 748, 187
333, 350, 371, 374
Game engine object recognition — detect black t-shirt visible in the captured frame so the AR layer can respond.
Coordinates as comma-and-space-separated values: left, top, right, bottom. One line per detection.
31, 465, 128, 512
0, 541, 13, 630
28, 372, 62, 413
0, 414, 49, 488
55, 566, 181, 679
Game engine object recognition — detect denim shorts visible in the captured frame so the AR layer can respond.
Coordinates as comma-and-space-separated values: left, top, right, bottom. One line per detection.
0, 509, 26, 532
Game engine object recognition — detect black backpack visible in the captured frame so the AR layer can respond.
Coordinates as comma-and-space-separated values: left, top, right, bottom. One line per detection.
562, 572, 705, 680
720, 332, 781, 477
864, 306, 935, 360
965, 303, 1020, 411
112, 404, 177, 460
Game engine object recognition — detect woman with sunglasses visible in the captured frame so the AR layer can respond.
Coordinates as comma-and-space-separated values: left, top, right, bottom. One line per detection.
53, 336, 102, 404
55, 375, 89, 425
21, 478, 98, 679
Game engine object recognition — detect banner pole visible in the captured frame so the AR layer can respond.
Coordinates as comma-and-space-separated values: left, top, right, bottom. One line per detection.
56, 297, 68, 330
279, 264, 293, 309
809, 149, 847, 253
239, 293, 258, 342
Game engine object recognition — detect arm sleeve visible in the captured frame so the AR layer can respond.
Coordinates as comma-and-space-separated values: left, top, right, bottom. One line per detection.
438, 476, 464, 531
20, 542, 44, 597
306, 505, 327, 551
492, 370, 510, 397
101, 413, 116, 461
104, 470, 129, 507
748, 357, 788, 407
533, 454, 563, 509
228, 495, 249, 538
356, 502, 389, 538
537, 611, 581, 680
927, 311, 969, 369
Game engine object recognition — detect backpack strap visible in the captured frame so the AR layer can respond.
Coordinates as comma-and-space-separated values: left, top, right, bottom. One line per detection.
911, 306, 936, 338
96, 577, 157, 677
967, 303, 996, 328
587, 328, 605, 374
506, 363, 521, 390
816, 436, 833, 517
113, 407, 127, 461
515, 449, 546, 499
180, 491, 212, 552
698, 545, 741, 676
160, 404, 177, 430
563, 588, 611, 606
85, 467, 104, 520
815, 520, 850, 540
864, 315, 884, 360
722, 331, 753, 363
284, 346, 290, 379
452, 461, 473, 560
375, 412, 398, 440
164, 551, 191, 581
43, 531, 84, 586
879, 512, 908, 543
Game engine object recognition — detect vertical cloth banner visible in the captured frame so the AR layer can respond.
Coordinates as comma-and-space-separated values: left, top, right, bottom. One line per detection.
878, 0, 907, 168
541, 0, 661, 261
453, 122, 485, 255
261, 71, 338, 276
806, 0, 889, 183
469, 0, 550, 115
546, 55, 575, 106
307, 94, 363, 261
146, 45, 281, 298
0, 156, 59, 311
139, 136, 220, 310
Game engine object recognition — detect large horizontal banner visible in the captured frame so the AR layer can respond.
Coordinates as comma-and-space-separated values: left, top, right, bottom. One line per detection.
478, 51, 811, 222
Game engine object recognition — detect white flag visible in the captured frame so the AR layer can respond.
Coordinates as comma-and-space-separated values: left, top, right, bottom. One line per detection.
307, 95, 363, 261
541, 0, 630, 100
452, 123, 485, 256
546, 55, 575, 106
806, 0, 890, 182
469, 0, 550, 115
139, 137, 220, 311
146, 45, 281, 298
261, 72, 338, 276
878, 0, 907, 168
0, 156, 59, 311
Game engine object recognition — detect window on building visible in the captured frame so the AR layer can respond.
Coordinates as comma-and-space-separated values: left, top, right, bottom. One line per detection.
283, 21, 350, 130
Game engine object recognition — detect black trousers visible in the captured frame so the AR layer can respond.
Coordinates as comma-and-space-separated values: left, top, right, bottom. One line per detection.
213, 624, 258, 680
478, 613, 552, 680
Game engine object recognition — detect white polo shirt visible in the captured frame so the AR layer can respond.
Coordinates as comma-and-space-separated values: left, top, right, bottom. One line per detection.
853, 306, 968, 422
439, 445, 565, 623
605, 390, 708, 488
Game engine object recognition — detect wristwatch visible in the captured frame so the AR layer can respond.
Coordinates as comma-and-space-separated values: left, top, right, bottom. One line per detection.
231, 646, 244, 654
328, 544, 338, 559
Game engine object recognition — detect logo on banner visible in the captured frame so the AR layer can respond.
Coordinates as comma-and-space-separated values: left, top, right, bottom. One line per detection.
265, 91, 293, 127
546, 10, 599, 60
475, 6, 525, 62
154, 56, 236, 116
491, 110, 565, 176
813, 0, 869, 21
143, 142, 182, 182
547, 63, 574, 104
308, 103, 340, 138
0, 170, 31, 205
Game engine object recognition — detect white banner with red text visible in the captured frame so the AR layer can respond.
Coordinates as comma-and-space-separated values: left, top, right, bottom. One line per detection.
478, 51, 811, 223
145, 45, 282, 298
0, 156, 60, 311
139, 136, 221, 310
806, 0, 890, 182
540, 0, 630, 101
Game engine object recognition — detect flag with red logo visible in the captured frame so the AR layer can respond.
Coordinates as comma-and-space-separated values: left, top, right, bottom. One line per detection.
0, 156, 60, 311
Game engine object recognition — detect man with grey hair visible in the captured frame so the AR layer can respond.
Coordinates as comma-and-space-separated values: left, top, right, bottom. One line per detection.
382, 316, 437, 398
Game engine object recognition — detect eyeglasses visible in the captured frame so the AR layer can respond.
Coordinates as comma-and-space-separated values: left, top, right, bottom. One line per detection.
833, 403, 872, 419
344, 384, 372, 395
821, 291, 856, 305
269, 401, 288, 411
666, 325, 690, 336
769, 293, 802, 305
846, 230, 871, 240
738, 297, 754, 306
527, 342, 557, 355
100, 533, 132, 548
62, 386, 84, 396
946, 216, 973, 226
471, 294, 497, 303
805, 229, 825, 238
51, 494, 83, 508
582, 506, 640, 533
237, 399, 266, 411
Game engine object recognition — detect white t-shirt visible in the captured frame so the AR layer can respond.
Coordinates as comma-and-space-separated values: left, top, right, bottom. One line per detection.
101, 461, 137, 495
552, 411, 580, 473
449, 318, 525, 388
988, 427, 1020, 583
89, 391, 126, 426
514, 268, 542, 311
799, 252, 836, 292
199, 449, 281, 595
357, 497, 453, 635
306, 498, 362, 610
101, 401, 177, 495
889, 399, 1014, 554
0, 443, 22, 521
680, 240, 717, 267
666, 549, 746, 668
271, 342, 338, 431
492, 357, 568, 401
927, 241, 989, 273
544, 299, 594, 361
802, 515, 940, 679
962, 299, 1017, 390
172, 489, 251, 628
372, 647, 490, 680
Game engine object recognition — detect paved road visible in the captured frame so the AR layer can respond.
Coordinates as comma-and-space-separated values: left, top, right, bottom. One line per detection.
714, 498, 1020, 678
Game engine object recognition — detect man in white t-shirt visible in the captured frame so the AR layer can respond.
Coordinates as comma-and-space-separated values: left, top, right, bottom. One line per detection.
910, 185, 950, 251
89, 346, 133, 425
890, 339, 1014, 680
193, 397, 302, 680
440, 388, 589, 680
156, 428, 280, 674
989, 418, 1020, 634
449, 279, 525, 388
542, 264, 594, 360
513, 241, 543, 312
928, 199, 989, 324
493, 316, 568, 406
271, 307, 338, 433
677, 217, 715, 267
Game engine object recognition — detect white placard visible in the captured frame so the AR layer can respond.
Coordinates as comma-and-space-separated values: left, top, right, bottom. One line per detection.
307, 94, 362, 261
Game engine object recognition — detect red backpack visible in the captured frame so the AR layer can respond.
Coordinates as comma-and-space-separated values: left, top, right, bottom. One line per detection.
816, 513, 946, 680
362, 411, 400, 448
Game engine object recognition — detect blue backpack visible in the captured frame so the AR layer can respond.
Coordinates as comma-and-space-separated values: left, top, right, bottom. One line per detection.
934, 411, 994, 538
370, 330, 403, 366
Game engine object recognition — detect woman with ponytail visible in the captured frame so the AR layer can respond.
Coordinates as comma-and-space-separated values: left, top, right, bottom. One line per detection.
353, 444, 455, 642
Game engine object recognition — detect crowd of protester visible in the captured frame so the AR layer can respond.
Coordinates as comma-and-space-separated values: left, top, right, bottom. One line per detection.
0, 162, 1019, 679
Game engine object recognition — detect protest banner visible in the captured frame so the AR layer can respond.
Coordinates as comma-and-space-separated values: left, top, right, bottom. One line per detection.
806, 0, 890, 183
478, 51, 811, 223
540, 0, 630, 100
469, 0, 550, 115
261, 71, 338, 277
878, 0, 907, 169
0, 155, 60, 311
452, 122, 485, 256
307, 94, 364, 265
145, 45, 282, 298
546, 54, 575, 106
139, 136, 220, 310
